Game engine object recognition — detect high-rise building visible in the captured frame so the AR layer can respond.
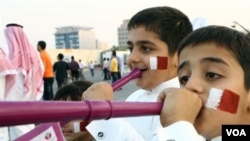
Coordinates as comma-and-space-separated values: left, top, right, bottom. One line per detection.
54, 26, 96, 49
117, 19, 129, 47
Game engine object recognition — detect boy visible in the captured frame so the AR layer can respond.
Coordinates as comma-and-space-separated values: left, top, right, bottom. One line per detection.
83, 6, 192, 141
157, 25, 250, 141
54, 80, 94, 141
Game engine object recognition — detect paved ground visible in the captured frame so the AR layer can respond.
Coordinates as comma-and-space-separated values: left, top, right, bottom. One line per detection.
53, 68, 140, 101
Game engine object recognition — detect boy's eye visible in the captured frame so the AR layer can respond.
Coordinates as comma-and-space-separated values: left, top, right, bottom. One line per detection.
128, 46, 133, 52
179, 76, 189, 85
205, 72, 221, 80
141, 46, 152, 52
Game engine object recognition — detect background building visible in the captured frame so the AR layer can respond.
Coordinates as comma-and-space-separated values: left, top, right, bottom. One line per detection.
55, 26, 96, 49
117, 19, 129, 47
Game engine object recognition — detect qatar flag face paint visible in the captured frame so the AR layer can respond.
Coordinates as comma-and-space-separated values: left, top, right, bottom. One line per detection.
206, 88, 240, 114
149, 56, 168, 70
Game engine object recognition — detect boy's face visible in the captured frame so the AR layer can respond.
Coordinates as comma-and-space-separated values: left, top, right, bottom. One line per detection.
178, 42, 250, 138
126, 26, 178, 90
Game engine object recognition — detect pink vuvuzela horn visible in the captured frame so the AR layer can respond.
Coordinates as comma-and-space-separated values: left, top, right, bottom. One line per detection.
0, 100, 162, 127
112, 68, 142, 91
0, 89, 239, 127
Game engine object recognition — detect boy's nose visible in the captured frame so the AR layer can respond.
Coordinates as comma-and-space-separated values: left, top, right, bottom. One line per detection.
128, 50, 140, 63
184, 75, 205, 95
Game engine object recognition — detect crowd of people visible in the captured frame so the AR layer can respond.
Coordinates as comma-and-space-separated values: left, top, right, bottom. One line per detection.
39, 41, 124, 101
1, 5, 250, 141
37, 41, 89, 100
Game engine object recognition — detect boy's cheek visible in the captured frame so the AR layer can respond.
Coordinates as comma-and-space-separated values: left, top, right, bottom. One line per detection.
198, 94, 209, 106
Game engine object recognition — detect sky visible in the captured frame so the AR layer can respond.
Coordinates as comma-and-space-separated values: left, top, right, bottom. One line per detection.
1, 0, 250, 48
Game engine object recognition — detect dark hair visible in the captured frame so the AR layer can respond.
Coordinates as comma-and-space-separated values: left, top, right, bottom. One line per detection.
54, 80, 93, 101
37, 40, 46, 49
127, 6, 192, 56
58, 53, 64, 60
71, 80, 93, 93
54, 84, 82, 101
71, 56, 74, 60
178, 25, 250, 90
112, 50, 116, 57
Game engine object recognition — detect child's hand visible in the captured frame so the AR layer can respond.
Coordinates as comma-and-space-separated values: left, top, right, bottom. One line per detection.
82, 82, 113, 100
157, 88, 202, 127
61, 121, 74, 133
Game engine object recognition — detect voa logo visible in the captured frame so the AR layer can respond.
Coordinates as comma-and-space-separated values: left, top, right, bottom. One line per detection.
226, 129, 246, 136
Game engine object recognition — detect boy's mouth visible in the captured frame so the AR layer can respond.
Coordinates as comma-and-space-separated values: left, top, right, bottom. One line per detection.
140, 68, 148, 72
132, 68, 147, 79
132, 67, 147, 72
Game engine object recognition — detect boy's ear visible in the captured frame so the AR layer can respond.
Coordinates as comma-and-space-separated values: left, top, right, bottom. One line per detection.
173, 53, 178, 68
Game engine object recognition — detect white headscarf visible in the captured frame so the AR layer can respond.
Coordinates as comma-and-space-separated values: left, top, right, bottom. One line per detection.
191, 17, 209, 30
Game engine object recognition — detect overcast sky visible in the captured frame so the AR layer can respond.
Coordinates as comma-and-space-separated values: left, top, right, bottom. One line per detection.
1, 0, 250, 48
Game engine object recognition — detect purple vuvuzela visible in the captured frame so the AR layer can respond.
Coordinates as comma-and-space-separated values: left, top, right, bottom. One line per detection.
112, 68, 142, 91
0, 100, 162, 127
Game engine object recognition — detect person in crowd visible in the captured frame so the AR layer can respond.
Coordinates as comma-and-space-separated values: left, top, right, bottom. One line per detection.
109, 50, 119, 83
37, 40, 54, 100
69, 56, 80, 81
82, 6, 193, 141
53, 53, 69, 89
106, 58, 111, 80
3, 23, 44, 140
116, 53, 122, 80
78, 59, 85, 80
102, 58, 109, 80
54, 80, 94, 141
89, 61, 95, 77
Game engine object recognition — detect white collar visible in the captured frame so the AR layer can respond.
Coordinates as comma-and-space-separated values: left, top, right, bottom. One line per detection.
147, 77, 180, 94
211, 136, 221, 141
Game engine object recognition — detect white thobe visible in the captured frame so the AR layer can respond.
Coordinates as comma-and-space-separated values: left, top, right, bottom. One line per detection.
2, 25, 44, 140
87, 77, 222, 141
87, 77, 180, 141
158, 121, 221, 141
